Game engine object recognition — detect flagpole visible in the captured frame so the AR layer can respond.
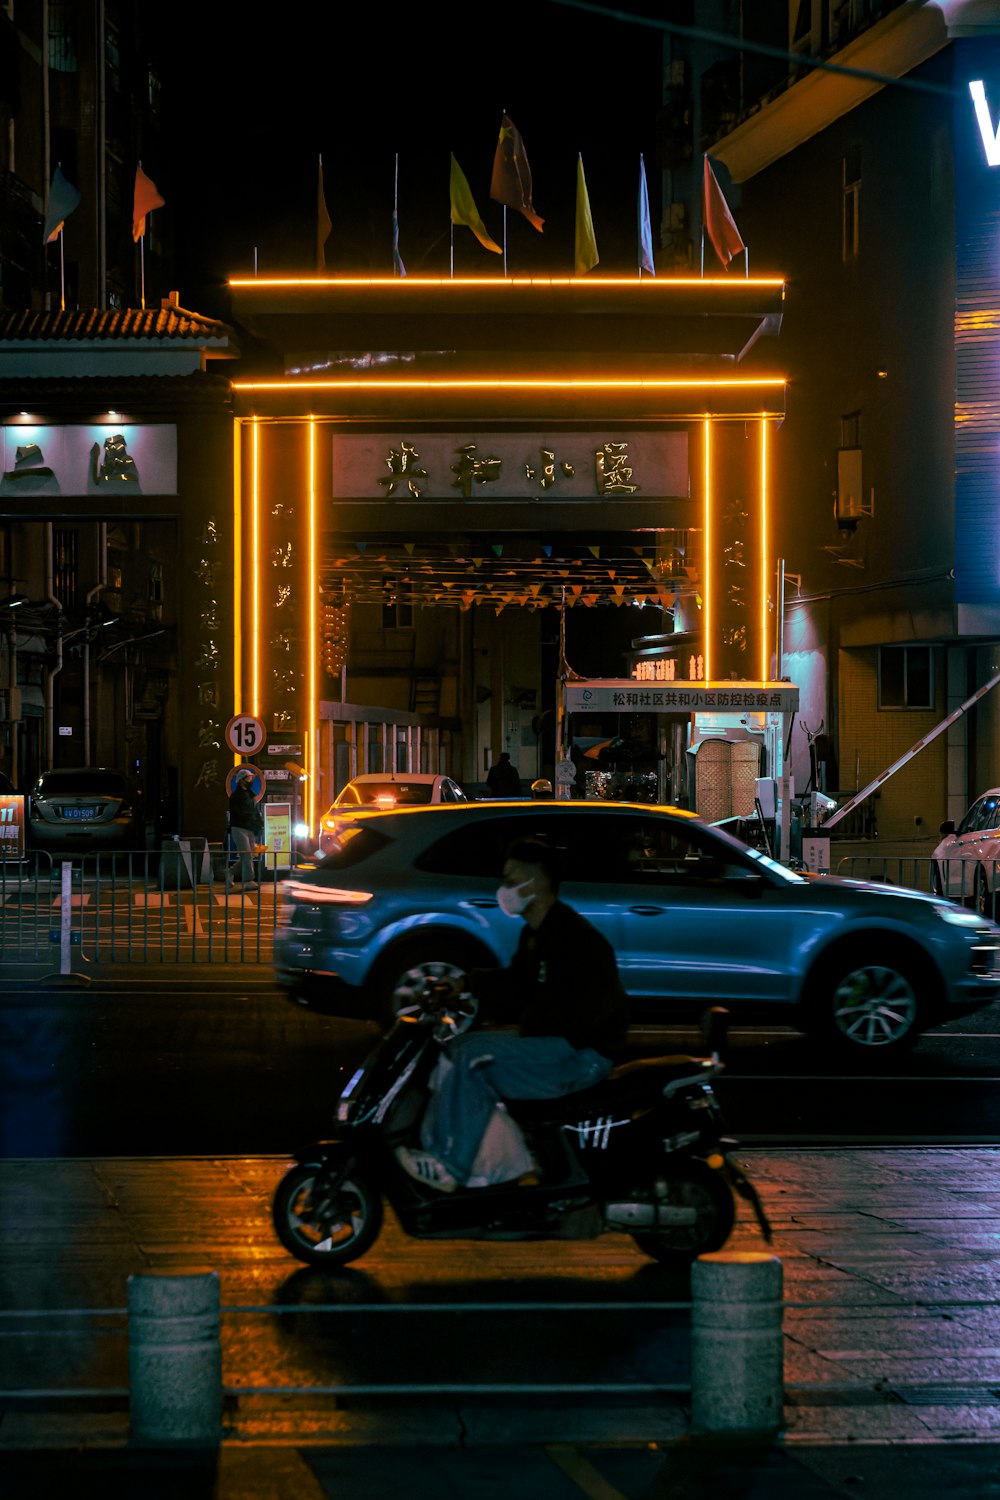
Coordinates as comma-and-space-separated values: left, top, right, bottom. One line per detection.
700, 155, 706, 278
502, 206, 507, 277
393, 152, 400, 277
58, 227, 66, 312
140, 233, 146, 310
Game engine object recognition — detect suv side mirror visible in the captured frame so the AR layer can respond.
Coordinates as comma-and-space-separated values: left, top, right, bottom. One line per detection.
939, 820, 955, 836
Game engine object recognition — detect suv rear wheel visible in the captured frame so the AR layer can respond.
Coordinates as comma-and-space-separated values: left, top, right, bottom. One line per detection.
374, 939, 487, 1026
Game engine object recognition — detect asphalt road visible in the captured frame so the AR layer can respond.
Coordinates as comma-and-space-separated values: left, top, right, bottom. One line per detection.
3, 975, 1000, 1157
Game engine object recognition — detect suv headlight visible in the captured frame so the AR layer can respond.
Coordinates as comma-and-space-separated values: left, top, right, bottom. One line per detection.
936, 906, 990, 930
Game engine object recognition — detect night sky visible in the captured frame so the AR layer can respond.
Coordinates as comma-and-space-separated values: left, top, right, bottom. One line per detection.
162, 0, 669, 313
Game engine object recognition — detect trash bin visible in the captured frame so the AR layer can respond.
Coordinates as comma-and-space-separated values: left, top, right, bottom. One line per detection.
159, 836, 210, 890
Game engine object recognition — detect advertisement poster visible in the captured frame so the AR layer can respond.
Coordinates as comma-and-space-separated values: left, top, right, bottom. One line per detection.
0, 794, 25, 860
263, 801, 293, 872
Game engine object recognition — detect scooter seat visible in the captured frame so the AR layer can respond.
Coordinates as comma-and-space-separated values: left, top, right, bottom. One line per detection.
506, 1055, 711, 1124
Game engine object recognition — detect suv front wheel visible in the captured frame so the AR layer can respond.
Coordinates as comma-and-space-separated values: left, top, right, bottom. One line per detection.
809, 942, 923, 1058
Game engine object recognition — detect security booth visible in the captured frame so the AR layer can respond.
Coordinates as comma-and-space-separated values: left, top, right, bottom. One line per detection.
563, 678, 799, 861
225, 275, 787, 841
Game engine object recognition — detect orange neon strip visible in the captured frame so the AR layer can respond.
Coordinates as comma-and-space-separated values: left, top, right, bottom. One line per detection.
233, 376, 786, 393
703, 419, 712, 684
307, 418, 318, 834
228, 274, 786, 289
232, 420, 242, 736
759, 418, 769, 683
251, 419, 260, 720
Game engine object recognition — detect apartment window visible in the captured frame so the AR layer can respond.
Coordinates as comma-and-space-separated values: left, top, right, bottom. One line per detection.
149, 67, 161, 120
842, 146, 861, 263
105, 23, 121, 93
879, 646, 933, 710
107, 549, 124, 592
49, 2, 78, 71
53, 529, 78, 608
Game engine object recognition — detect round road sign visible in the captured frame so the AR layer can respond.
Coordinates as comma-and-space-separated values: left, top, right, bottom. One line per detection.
225, 714, 265, 755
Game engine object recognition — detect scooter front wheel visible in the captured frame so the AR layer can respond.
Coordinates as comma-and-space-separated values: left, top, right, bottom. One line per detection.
272, 1163, 383, 1268
631, 1159, 735, 1266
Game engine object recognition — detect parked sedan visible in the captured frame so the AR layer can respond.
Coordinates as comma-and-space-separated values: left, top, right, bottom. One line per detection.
317, 773, 467, 856
932, 790, 1000, 915
27, 767, 145, 856
276, 801, 1000, 1058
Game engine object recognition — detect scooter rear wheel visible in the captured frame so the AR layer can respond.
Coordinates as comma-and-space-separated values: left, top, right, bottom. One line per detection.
272, 1163, 383, 1267
631, 1160, 735, 1266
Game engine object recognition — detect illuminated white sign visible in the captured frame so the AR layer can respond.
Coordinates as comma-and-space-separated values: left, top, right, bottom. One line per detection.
0, 424, 177, 497
970, 81, 1000, 167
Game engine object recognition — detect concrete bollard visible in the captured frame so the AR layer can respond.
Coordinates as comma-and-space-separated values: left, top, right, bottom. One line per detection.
690, 1251, 784, 1438
128, 1271, 222, 1446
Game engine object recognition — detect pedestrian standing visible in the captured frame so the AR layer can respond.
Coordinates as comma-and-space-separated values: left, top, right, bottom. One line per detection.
226, 768, 262, 890
486, 752, 522, 798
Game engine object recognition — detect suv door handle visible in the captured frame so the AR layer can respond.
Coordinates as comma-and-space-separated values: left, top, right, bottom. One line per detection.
629, 905, 665, 916
464, 898, 499, 909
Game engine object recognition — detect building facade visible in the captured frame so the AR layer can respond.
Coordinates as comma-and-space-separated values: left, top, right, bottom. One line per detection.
681, 2, 1000, 845
0, 300, 236, 839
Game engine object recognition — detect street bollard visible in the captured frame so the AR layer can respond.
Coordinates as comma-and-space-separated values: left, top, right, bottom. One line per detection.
128, 1271, 222, 1446
690, 1251, 783, 1438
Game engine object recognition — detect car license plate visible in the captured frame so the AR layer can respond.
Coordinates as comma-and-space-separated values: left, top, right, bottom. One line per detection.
61, 806, 97, 819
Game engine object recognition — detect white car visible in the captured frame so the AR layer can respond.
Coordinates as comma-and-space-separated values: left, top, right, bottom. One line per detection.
932, 789, 1000, 915
317, 773, 467, 856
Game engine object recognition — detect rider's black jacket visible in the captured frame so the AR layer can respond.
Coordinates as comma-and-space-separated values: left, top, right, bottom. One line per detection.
469, 899, 629, 1059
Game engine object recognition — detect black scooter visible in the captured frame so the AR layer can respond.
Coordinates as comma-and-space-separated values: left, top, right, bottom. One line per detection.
272, 986, 771, 1269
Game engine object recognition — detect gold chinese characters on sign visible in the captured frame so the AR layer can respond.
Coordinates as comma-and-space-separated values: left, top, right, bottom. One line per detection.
372, 439, 640, 499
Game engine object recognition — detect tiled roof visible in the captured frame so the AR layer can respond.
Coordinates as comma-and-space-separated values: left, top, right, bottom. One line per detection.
0, 306, 234, 344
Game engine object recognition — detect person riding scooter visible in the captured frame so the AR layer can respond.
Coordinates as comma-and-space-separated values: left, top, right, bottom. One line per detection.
395, 835, 629, 1193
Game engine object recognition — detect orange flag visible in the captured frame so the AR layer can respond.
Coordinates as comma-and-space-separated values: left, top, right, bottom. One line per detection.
133, 164, 165, 242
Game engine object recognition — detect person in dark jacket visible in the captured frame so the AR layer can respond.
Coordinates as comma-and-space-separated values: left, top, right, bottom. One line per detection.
226, 768, 263, 890
395, 835, 629, 1192
486, 751, 522, 797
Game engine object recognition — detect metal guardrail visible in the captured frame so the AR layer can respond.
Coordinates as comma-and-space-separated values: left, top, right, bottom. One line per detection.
0, 846, 288, 964
835, 854, 998, 916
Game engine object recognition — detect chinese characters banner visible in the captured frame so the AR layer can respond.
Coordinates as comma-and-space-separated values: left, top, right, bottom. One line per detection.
700, 420, 770, 683
248, 424, 314, 737
331, 431, 688, 502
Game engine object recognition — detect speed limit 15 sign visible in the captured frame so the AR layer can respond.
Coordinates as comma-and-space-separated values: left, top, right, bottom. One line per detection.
225, 714, 265, 755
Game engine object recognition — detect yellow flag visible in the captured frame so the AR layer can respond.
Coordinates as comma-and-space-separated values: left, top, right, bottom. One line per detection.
575, 154, 599, 275
449, 154, 502, 255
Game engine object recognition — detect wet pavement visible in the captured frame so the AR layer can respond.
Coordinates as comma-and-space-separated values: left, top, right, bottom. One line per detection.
4, 1146, 1000, 1486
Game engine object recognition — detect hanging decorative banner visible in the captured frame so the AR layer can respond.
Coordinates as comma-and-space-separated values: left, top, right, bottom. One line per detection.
403, 541, 416, 554
588, 545, 601, 558
491, 543, 504, 556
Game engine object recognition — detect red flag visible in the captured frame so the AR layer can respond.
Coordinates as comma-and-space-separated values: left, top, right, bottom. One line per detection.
703, 156, 745, 268
490, 115, 543, 232
317, 155, 332, 271
133, 164, 165, 242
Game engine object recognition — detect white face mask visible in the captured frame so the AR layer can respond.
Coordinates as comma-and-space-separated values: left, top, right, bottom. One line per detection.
497, 879, 534, 918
